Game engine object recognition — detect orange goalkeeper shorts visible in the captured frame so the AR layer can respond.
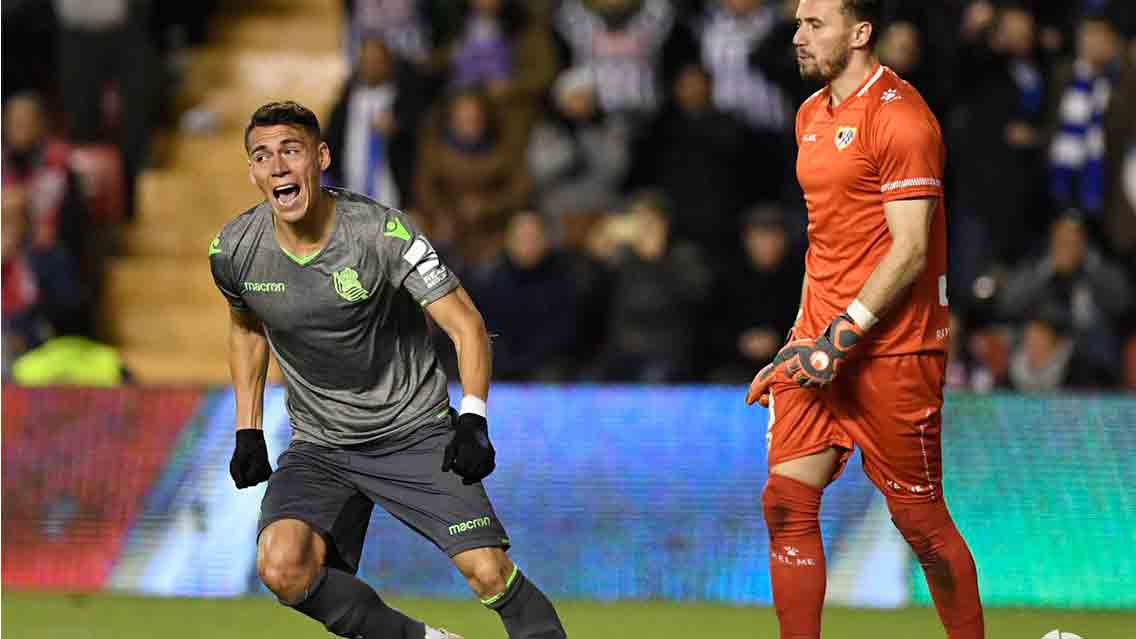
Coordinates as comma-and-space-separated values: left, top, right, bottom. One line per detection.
765, 353, 947, 504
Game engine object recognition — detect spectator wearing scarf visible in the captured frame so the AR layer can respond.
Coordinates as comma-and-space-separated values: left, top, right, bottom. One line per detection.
1050, 14, 1124, 218
326, 36, 428, 208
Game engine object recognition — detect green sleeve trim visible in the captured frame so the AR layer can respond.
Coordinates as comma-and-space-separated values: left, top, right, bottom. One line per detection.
480, 565, 520, 606
208, 236, 222, 256
279, 245, 321, 266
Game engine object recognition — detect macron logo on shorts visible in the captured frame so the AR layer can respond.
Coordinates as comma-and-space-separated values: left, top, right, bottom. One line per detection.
448, 516, 492, 536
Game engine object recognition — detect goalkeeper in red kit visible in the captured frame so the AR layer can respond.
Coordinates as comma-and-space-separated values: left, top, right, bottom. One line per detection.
745, 1, 984, 637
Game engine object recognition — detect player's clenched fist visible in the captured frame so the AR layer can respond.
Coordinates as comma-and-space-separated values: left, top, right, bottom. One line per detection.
230, 428, 273, 489
442, 413, 496, 485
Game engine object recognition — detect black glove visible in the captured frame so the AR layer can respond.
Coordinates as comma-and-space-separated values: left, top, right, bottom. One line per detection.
230, 428, 273, 489
441, 412, 496, 485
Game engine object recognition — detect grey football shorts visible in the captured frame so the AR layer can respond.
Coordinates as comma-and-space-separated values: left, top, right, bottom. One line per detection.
257, 416, 510, 574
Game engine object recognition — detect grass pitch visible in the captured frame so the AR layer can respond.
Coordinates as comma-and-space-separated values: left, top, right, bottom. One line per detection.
3, 593, 1133, 638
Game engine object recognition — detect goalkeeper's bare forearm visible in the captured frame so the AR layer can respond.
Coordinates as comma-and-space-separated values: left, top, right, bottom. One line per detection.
851, 198, 935, 323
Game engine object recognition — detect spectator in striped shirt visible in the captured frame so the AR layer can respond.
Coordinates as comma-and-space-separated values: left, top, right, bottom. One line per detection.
552, 0, 698, 127
696, 0, 790, 135
695, 0, 792, 203
1049, 11, 1126, 224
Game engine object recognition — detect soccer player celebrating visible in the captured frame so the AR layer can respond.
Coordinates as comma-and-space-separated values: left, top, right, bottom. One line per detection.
745, 2, 984, 638
210, 102, 567, 639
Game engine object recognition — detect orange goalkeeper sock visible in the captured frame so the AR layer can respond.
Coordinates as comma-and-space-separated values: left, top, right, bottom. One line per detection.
889, 499, 985, 639
763, 474, 826, 639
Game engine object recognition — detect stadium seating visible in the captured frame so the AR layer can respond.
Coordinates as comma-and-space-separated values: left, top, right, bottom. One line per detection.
103, 0, 345, 384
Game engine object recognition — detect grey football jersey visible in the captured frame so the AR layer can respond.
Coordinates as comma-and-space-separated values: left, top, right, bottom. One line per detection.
209, 188, 459, 447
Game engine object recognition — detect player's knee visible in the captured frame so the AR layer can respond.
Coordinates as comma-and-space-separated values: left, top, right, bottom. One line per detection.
461, 554, 511, 599
257, 540, 319, 602
887, 498, 951, 559
762, 474, 822, 537
761, 482, 787, 534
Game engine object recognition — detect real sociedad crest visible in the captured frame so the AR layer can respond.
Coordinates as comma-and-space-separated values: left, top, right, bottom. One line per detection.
835, 126, 857, 151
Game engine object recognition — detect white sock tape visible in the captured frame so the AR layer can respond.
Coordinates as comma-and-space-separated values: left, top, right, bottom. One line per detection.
460, 395, 487, 418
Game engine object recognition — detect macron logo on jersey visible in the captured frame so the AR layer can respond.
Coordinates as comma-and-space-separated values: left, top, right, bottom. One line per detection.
243, 281, 286, 293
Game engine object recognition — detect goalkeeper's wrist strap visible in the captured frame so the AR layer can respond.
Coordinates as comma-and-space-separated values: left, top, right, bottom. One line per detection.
460, 395, 487, 418
845, 298, 878, 331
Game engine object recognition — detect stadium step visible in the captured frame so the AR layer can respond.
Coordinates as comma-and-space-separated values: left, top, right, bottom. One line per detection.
102, 257, 228, 359
176, 48, 346, 127
118, 347, 228, 385
213, 14, 341, 53
107, 0, 345, 383
118, 347, 284, 386
104, 257, 221, 307
130, 168, 258, 256
110, 309, 229, 353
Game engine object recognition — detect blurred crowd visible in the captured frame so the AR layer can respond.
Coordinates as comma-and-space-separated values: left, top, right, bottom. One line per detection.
3, 0, 1135, 392
2, 1, 218, 378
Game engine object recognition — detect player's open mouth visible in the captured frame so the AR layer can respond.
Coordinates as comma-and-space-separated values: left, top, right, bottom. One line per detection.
272, 184, 301, 207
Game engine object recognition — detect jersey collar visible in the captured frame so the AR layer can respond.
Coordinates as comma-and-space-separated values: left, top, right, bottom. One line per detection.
270, 188, 340, 267
825, 64, 887, 116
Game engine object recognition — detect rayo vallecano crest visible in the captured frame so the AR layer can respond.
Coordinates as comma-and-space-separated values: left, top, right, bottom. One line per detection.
835, 126, 857, 151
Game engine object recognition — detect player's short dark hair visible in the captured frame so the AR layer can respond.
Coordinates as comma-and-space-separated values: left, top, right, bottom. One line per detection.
841, 0, 883, 47
244, 101, 322, 152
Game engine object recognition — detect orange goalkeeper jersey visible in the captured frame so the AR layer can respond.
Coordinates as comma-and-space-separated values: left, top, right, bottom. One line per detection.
795, 65, 950, 357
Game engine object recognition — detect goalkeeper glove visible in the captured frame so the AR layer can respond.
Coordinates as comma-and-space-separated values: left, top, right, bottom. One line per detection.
745, 312, 867, 406
783, 312, 866, 387
745, 326, 801, 407
442, 412, 496, 485
230, 428, 273, 489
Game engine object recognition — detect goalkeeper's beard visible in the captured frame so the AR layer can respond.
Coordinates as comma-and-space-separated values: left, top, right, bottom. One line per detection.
799, 42, 852, 83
